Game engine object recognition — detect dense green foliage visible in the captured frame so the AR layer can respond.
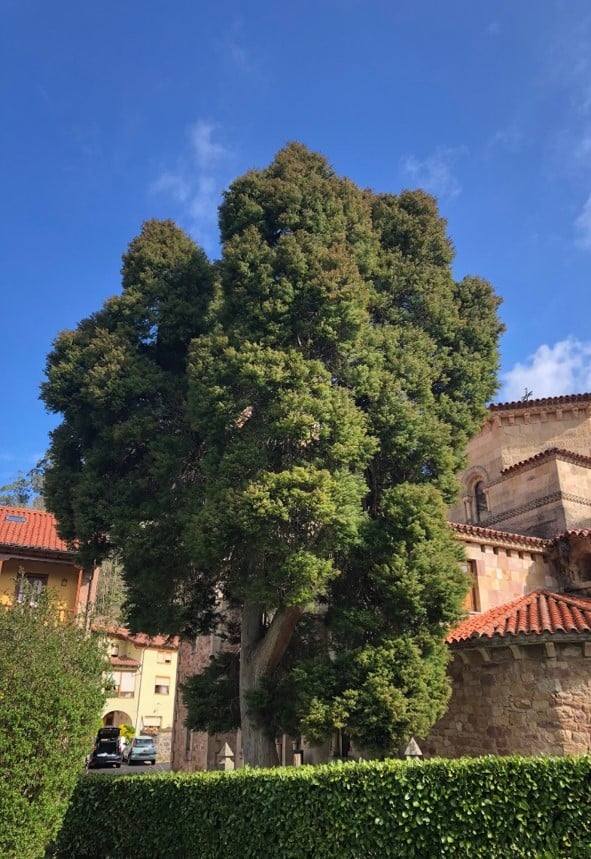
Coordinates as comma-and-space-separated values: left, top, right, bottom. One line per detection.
53, 757, 591, 858
0, 461, 46, 508
0, 596, 105, 859
92, 559, 128, 626
41, 144, 502, 758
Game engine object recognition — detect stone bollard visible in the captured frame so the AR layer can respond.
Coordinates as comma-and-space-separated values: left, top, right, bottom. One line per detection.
404, 737, 423, 760
217, 742, 235, 772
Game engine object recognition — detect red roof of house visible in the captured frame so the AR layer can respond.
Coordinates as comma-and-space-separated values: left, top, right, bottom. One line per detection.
110, 654, 140, 669
489, 392, 591, 412
450, 522, 551, 549
0, 506, 72, 555
448, 590, 591, 644
97, 625, 179, 650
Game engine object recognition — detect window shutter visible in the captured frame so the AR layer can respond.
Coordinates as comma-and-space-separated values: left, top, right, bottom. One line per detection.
120, 671, 136, 693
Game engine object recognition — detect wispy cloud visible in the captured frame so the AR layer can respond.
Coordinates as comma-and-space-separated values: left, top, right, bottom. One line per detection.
486, 125, 523, 155
400, 147, 465, 199
543, 15, 591, 117
501, 338, 591, 401
150, 120, 231, 254
574, 194, 591, 249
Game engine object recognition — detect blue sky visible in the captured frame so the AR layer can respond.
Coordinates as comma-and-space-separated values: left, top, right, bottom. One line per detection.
2, 0, 591, 484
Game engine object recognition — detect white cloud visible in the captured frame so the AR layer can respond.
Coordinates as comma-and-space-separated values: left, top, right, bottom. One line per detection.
487, 126, 523, 154
189, 121, 228, 169
400, 147, 465, 199
501, 338, 591, 401
575, 193, 591, 249
150, 120, 231, 254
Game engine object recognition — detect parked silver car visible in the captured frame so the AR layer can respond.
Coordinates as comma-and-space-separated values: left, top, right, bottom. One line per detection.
124, 736, 157, 765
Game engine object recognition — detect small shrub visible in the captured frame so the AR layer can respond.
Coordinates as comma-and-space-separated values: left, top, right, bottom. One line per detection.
0, 595, 105, 859
53, 756, 591, 858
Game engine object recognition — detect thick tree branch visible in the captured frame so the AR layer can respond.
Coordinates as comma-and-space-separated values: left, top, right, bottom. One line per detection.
254, 605, 304, 674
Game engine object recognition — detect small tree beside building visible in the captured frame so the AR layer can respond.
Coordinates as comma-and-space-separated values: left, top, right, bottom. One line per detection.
0, 594, 105, 859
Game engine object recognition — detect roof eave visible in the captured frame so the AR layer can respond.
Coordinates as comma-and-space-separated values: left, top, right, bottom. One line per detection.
449, 629, 591, 649
0, 542, 78, 562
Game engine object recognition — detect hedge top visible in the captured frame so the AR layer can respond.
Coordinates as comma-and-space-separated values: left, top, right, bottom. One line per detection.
54, 755, 591, 859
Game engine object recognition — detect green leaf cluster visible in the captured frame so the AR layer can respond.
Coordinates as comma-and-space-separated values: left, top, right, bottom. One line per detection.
41, 144, 502, 752
53, 756, 591, 858
0, 596, 105, 859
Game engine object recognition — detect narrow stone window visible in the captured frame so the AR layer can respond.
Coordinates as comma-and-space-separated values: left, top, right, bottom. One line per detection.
474, 481, 488, 523
463, 560, 480, 612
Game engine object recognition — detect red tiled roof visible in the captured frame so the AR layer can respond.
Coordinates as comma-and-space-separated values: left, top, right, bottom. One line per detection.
450, 522, 551, 549
448, 590, 591, 644
97, 625, 179, 650
0, 506, 72, 554
500, 447, 591, 477
110, 655, 140, 669
489, 392, 591, 412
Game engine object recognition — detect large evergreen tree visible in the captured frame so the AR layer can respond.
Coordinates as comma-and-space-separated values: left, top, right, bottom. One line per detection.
42, 144, 502, 765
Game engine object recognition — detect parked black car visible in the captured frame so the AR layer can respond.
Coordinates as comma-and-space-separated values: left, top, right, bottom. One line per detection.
87, 738, 123, 769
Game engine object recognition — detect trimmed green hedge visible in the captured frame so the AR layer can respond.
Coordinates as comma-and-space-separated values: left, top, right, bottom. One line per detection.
52, 757, 591, 858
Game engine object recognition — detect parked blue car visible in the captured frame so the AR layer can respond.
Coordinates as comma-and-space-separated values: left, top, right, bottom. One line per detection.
124, 736, 157, 765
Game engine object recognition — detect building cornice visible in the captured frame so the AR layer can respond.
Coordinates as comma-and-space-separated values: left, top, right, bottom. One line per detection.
489, 392, 591, 414
450, 522, 551, 550
0, 543, 77, 564
492, 448, 591, 483
481, 490, 591, 528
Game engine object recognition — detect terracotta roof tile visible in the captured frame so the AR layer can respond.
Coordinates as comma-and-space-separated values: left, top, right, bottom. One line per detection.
447, 590, 591, 644
0, 506, 72, 554
110, 655, 140, 669
489, 392, 591, 412
450, 522, 551, 549
500, 447, 591, 477
96, 625, 179, 650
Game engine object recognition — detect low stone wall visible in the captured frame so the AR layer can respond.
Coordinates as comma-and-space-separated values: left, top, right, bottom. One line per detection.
155, 729, 172, 763
424, 638, 591, 757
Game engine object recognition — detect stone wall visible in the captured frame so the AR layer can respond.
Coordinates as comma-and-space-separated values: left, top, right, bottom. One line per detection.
461, 536, 558, 612
171, 635, 241, 772
171, 637, 214, 771
424, 640, 591, 757
155, 729, 172, 763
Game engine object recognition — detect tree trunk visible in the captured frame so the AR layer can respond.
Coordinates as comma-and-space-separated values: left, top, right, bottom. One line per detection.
239, 600, 303, 767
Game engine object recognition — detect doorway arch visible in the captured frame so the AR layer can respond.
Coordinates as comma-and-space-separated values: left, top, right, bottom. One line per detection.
103, 710, 132, 728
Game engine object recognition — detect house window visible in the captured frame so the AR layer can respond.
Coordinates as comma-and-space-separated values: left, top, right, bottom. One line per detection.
119, 671, 136, 698
110, 671, 121, 695
16, 573, 48, 607
110, 643, 120, 657
157, 651, 172, 664
463, 560, 480, 613
109, 670, 136, 697
154, 676, 170, 695
474, 481, 488, 523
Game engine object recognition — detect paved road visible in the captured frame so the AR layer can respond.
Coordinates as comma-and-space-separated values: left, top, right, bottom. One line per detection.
87, 762, 171, 775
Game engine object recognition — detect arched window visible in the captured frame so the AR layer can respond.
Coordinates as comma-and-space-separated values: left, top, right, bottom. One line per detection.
474, 481, 488, 523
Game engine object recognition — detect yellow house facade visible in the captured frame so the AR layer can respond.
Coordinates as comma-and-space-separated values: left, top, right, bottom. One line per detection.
0, 505, 97, 621
99, 627, 179, 761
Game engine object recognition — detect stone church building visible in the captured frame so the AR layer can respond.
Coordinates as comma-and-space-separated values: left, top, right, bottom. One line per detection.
172, 392, 591, 769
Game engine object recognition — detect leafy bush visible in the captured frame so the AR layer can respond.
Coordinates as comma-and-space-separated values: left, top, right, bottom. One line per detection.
118, 723, 135, 744
0, 595, 105, 859
53, 756, 591, 858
